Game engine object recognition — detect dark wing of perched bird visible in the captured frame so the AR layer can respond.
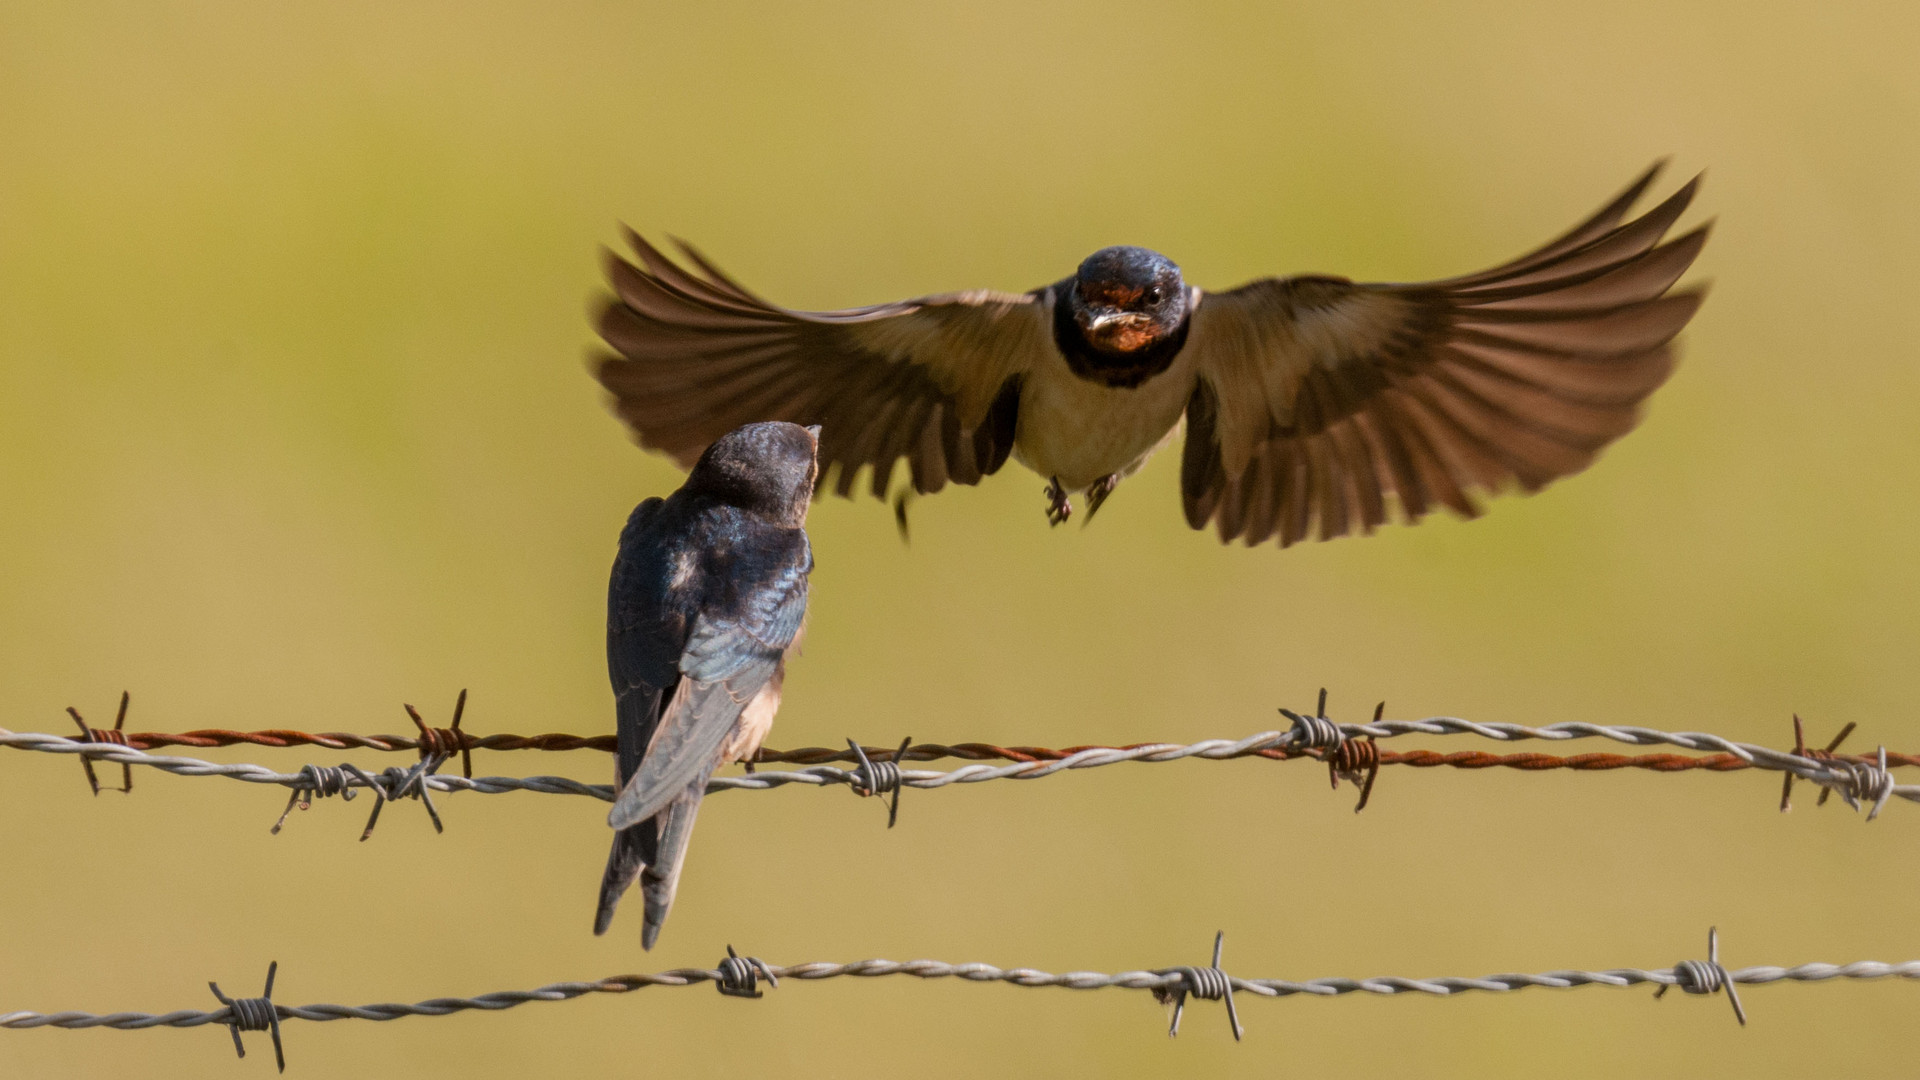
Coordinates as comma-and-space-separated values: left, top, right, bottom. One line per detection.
1179, 163, 1707, 547
594, 232, 1053, 499
596, 496, 676, 939
595, 493, 811, 946
606, 544, 809, 832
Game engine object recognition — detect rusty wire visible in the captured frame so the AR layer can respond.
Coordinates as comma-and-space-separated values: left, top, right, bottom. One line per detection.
44, 727, 1920, 778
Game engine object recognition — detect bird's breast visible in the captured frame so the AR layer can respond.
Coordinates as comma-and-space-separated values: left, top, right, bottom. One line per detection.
1014, 351, 1197, 491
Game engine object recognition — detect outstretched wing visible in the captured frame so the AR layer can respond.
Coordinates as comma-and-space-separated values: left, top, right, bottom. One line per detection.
595, 232, 1055, 499
606, 532, 810, 831
1180, 163, 1707, 547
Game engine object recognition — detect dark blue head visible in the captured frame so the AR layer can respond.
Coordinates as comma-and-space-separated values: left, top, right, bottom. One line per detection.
1068, 246, 1189, 354
687, 421, 820, 526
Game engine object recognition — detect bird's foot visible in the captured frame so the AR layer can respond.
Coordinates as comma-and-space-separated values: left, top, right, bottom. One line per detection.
1043, 478, 1073, 527
1083, 474, 1121, 523
892, 490, 913, 544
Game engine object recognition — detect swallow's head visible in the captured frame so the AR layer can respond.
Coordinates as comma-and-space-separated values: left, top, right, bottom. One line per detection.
689, 421, 820, 526
1069, 246, 1188, 354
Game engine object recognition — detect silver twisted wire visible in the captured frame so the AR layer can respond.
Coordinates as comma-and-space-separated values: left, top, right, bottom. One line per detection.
269, 763, 369, 835
227, 996, 275, 1031
208, 961, 285, 1072
1156, 932, 1243, 1041
846, 736, 911, 828
1174, 966, 1231, 999
1280, 688, 1345, 751
1825, 746, 1896, 821
10, 953, 1920, 1040
357, 754, 448, 840
1655, 928, 1746, 1025
716, 946, 779, 999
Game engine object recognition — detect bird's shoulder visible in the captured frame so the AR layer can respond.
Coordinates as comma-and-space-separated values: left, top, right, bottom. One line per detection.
682, 501, 811, 607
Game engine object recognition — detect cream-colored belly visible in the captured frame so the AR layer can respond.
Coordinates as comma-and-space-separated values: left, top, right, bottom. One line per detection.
1014, 353, 1197, 491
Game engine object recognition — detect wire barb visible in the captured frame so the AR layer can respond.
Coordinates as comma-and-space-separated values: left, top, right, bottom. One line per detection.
1279, 691, 1382, 812
1822, 745, 1896, 822
269, 763, 371, 835
209, 961, 285, 1072
716, 945, 779, 999
358, 754, 449, 841
1155, 931, 1242, 1041
847, 736, 911, 828
1780, 714, 1855, 812
405, 689, 473, 778
65, 692, 133, 796
1655, 927, 1746, 1026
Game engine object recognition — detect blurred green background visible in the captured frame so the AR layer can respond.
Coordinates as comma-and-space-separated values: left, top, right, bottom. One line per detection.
2, 1, 1917, 1076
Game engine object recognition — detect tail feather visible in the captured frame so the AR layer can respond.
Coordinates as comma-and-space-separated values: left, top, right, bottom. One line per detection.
593, 818, 654, 936
639, 781, 708, 950
596, 681, 665, 937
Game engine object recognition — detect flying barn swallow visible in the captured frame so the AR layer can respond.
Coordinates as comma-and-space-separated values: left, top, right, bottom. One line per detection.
594, 421, 817, 947
594, 163, 1707, 546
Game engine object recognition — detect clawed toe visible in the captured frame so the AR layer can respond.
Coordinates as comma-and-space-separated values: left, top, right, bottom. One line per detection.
1043, 478, 1073, 527
1084, 474, 1120, 523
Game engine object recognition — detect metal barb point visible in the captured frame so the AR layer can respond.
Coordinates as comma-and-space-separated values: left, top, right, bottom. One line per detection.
66, 692, 134, 796
209, 961, 285, 1072
1162, 931, 1242, 1041
1654, 927, 1746, 1027
1865, 745, 1894, 822
716, 944, 779, 999
1328, 703, 1385, 813
406, 690, 474, 778
1780, 714, 1855, 812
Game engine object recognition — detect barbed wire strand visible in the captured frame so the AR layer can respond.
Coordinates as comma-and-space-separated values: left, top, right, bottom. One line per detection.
91, 726, 1920, 774
5, 709, 1917, 814
4, 952, 1915, 1040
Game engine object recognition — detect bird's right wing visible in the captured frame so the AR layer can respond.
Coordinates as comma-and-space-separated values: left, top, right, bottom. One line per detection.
606, 535, 811, 831
595, 232, 1056, 498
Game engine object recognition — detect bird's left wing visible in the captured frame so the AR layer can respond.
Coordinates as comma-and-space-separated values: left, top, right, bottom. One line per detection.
606, 534, 811, 831
595, 232, 1055, 499
1180, 164, 1707, 547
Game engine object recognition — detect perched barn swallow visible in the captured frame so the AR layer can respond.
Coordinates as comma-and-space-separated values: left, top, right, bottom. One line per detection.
594, 421, 817, 947
594, 163, 1707, 547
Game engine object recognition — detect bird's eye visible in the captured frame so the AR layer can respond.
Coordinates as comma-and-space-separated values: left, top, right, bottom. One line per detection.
1146, 286, 1163, 304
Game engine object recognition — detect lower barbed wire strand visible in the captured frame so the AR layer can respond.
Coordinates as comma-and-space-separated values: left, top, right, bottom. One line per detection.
4, 960, 1919, 1032
5, 725, 1920, 811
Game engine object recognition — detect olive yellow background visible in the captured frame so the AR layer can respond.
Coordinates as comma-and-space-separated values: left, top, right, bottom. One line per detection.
3, 2, 1917, 1076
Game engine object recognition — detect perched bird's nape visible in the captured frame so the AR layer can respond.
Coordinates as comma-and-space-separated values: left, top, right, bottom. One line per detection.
591, 161, 1706, 546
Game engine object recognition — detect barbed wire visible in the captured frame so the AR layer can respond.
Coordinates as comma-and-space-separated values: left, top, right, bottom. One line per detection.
5, 722, 1914, 802
0, 732, 1912, 816
6, 694, 1915, 829
53, 692, 1920, 777
4, 931, 1915, 1069
86, 729, 1920, 774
